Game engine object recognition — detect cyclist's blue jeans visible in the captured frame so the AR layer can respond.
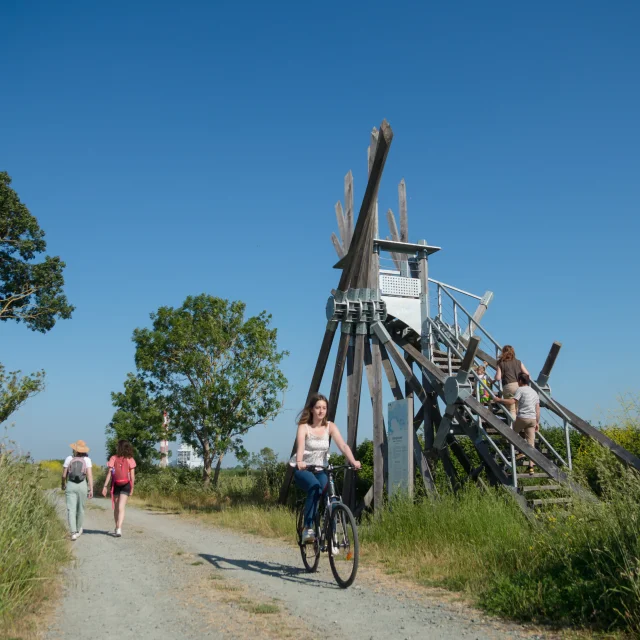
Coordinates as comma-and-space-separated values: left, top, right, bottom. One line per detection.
294, 469, 328, 529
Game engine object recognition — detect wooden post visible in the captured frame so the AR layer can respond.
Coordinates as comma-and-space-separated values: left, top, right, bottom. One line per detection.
345, 171, 354, 249
537, 341, 562, 387
464, 291, 493, 338
365, 337, 386, 512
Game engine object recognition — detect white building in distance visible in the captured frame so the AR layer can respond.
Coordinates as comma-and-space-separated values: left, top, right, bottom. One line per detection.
171, 443, 203, 469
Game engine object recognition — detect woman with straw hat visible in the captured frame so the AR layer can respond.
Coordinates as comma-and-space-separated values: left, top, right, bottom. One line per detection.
61, 440, 94, 541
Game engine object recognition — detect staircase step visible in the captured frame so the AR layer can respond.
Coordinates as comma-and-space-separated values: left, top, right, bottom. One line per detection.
521, 484, 562, 492
516, 473, 548, 479
529, 498, 572, 507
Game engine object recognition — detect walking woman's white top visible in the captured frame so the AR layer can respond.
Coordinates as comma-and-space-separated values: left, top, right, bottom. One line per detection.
289, 424, 330, 467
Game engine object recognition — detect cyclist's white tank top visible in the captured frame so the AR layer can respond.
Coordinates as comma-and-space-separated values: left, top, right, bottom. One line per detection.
289, 424, 330, 467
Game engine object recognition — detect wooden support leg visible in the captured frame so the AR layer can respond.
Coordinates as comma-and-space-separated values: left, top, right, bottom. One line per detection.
364, 336, 387, 513
343, 332, 366, 511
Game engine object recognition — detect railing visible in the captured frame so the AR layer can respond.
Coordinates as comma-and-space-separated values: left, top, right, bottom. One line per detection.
429, 286, 577, 485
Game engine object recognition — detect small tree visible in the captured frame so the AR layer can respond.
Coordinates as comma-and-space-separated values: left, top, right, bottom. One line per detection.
133, 294, 288, 486
106, 373, 166, 467
0, 172, 73, 332
0, 364, 45, 425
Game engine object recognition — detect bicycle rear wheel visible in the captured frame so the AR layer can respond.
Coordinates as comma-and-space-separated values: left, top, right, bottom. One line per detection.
296, 503, 320, 573
328, 503, 359, 588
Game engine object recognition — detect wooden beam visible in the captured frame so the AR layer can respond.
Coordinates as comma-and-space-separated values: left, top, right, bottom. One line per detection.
344, 171, 354, 249
537, 341, 562, 386
459, 336, 481, 376
464, 291, 493, 338
343, 332, 366, 510
398, 179, 408, 242
365, 336, 387, 512
331, 232, 345, 259
336, 120, 393, 286
546, 399, 640, 472
379, 341, 403, 400
335, 201, 348, 247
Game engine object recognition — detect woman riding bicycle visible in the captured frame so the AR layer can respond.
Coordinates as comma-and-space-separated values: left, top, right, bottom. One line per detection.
290, 393, 361, 543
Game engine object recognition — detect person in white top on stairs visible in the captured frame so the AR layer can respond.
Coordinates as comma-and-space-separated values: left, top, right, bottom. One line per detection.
494, 373, 540, 475
290, 393, 361, 543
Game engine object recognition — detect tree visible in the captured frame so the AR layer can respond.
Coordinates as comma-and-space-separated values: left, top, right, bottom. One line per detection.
133, 294, 288, 486
0, 171, 74, 332
106, 373, 166, 467
0, 364, 45, 425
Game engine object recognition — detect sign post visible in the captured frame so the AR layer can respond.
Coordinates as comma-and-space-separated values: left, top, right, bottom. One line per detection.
387, 397, 414, 498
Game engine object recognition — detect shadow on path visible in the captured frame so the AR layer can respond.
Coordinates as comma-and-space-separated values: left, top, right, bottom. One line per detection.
199, 553, 339, 590
80, 529, 112, 536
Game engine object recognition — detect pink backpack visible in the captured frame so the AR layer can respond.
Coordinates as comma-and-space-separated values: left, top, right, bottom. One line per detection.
112, 457, 130, 486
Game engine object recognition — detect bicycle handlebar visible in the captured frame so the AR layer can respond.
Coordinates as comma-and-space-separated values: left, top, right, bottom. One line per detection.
299, 464, 360, 473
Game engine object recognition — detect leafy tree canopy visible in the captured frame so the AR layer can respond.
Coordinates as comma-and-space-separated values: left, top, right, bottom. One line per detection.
133, 294, 288, 485
106, 373, 166, 468
0, 171, 73, 332
0, 364, 45, 425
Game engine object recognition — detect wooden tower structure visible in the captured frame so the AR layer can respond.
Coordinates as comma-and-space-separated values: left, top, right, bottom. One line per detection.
279, 120, 640, 514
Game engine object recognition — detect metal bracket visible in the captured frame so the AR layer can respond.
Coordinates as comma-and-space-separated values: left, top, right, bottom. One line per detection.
326, 289, 387, 325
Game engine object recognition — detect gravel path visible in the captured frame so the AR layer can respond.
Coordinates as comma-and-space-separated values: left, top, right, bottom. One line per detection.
46, 499, 550, 639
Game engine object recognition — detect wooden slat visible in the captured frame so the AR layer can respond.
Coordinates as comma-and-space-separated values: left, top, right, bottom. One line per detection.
343, 332, 366, 510
336, 120, 393, 286
365, 336, 387, 512
459, 336, 481, 375
517, 473, 548, 479
335, 201, 348, 246
537, 341, 562, 384
379, 341, 403, 401
521, 484, 562, 492
330, 232, 345, 258
344, 171, 354, 250
398, 179, 408, 242
530, 498, 572, 507
548, 400, 640, 472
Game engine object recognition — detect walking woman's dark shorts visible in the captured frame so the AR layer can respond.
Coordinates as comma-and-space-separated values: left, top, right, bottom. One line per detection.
113, 482, 132, 496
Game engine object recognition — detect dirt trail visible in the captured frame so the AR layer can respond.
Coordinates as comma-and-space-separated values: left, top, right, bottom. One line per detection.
46, 499, 550, 639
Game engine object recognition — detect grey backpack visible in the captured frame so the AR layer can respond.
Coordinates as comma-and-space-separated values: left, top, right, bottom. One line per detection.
67, 457, 87, 483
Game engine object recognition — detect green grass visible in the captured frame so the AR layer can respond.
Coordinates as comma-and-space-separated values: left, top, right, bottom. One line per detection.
0, 450, 71, 637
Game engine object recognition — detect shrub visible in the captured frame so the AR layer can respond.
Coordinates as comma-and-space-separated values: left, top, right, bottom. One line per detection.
0, 448, 70, 636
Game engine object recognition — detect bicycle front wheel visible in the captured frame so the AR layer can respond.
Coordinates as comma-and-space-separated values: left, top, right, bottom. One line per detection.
328, 503, 359, 588
296, 502, 320, 573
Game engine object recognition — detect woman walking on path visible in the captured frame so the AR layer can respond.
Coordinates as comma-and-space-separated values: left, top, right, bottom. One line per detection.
102, 439, 136, 537
290, 393, 361, 544
495, 345, 530, 420
61, 440, 93, 541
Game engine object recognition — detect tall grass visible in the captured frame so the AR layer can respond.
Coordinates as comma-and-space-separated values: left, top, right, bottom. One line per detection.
0, 448, 71, 637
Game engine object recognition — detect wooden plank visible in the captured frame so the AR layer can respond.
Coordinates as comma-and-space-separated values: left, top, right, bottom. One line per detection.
385, 209, 403, 271
379, 341, 403, 400
368, 128, 380, 242
343, 332, 366, 510
345, 171, 354, 250
537, 341, 562, 385
521, 485, 562, 492
335, 201, 348, 246
328, 331, 351, 421
398, 179, 408, 242
548, 400, 640, 472
365, 336, 387, 512
464, 292, 493, 338
459, 336, 481, 375
335, 120, 393, 285
530, 498, 572, 506
331, 232, 345, 258
413, 430, 437, 493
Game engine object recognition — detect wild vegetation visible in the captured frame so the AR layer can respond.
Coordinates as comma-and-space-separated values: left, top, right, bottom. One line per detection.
0, 448, 71, 638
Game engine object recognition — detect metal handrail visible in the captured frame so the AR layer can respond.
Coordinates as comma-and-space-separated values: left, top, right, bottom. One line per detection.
432, 285, 575, 471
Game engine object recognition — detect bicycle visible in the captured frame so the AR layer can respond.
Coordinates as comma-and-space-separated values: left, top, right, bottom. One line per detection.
295, 463, 359, 588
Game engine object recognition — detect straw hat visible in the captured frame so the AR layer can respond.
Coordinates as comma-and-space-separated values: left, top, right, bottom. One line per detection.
69, 439, 90, 453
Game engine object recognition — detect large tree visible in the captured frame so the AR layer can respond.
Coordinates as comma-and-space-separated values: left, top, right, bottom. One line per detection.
0, 171, 74, 332
133, 294, 288, 486
106, 373, 166, 467
0, 364, 45, 425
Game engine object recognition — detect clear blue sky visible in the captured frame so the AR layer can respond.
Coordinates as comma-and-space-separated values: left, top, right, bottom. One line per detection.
2, 1, 639, 464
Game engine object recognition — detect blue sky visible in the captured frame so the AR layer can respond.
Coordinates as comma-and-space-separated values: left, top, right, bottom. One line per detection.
2, 1, 639, 464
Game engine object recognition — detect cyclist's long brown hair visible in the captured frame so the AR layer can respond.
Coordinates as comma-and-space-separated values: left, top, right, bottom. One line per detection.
297, 393, 329, 427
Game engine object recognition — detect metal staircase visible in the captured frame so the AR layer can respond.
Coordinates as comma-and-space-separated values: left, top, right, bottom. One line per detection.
379, 276, 640, 512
